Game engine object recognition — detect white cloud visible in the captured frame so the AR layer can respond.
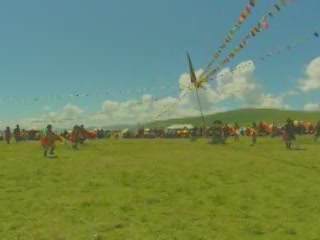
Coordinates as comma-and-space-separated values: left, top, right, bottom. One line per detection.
214, 61, 262, 105
299, 57, 320, 92
63, 104, 83, 118
76, 60, 287, 127
304, 103, 320, 111
255, 94, 290, 109
43, 106, 51, 111
102, 101, 120, 116
8, 104, 86, 130
287, 90, 300, 96
177, 60, 261, 107
281, 90, 300, 97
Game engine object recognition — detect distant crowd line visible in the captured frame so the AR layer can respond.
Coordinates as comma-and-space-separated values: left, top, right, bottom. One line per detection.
1, 119, 319, 142
0, 119, 319, 157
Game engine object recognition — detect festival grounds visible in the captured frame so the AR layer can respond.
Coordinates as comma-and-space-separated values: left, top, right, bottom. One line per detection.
1, 137, 319, 239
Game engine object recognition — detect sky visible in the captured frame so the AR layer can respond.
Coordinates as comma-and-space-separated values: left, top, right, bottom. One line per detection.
0, 0, 319, 129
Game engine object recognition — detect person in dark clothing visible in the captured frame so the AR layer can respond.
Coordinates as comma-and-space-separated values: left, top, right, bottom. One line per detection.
62, 130, 68, 139
314, 121, 320, 143
79, 125, 88, 144
210, 120, 225, 144
71, 125, 81, 149
4, 127, 11, 144
284, 118, 295, 149
249, 122, 258, 146
190, 126, 198, 141
13, 125, 21, 142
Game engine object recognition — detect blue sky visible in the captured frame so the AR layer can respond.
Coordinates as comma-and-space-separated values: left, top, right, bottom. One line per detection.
0, 0, 319, 127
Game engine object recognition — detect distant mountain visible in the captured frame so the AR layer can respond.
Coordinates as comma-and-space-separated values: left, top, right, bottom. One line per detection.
62, 109, 319, 131
144, 108, 320, 128
94, 124, 136, 130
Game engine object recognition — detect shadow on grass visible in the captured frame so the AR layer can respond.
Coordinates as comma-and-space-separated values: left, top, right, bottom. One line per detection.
290, 148, 307, 151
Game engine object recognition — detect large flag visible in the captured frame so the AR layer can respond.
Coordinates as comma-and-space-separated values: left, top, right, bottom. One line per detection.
187, 52, 198, 85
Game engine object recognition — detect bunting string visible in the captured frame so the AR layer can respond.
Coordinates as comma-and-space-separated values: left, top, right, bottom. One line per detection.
0, 85, 178, 105
200, 0, 294, 84
3, 27, 318, 110
205, 28, 320, 82
2, 24, 317, 123
153, 89, 193, 119
201, 0, 260, 78
154, 27, 320, 120
3, 27, 320, 127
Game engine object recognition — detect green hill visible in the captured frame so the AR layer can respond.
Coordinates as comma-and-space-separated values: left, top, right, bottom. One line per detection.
145, 108, 320, 128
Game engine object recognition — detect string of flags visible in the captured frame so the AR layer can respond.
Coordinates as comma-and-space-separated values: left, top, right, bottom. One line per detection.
256, 30, 319, 62
155, 28, 320, 119
200, 0, 294, 84
29, 94, 189, 124
181, 27, 319, 90
2, 0, 316, 126
29, 25, 320, 124
200, 0, 260, 78
206, 28, 320, 81
3, 23, 317, 124
3, 28, 317, 111
0, 85, 178, 105
153, 88, 193, 119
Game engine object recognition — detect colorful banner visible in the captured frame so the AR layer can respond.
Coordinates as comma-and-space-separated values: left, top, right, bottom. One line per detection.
200, 0, 294, 84
200, 0, 260, 78
206, 29, 319, 81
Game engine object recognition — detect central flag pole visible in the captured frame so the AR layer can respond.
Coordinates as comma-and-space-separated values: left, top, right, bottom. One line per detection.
195, 86, 206, 132
187, 52, 206, 137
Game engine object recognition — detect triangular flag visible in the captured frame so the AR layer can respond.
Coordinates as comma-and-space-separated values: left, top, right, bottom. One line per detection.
187, 52, 198, 85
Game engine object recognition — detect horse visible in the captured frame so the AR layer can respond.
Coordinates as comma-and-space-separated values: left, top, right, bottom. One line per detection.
69, 127, 90, 148
40, 133, 63, 156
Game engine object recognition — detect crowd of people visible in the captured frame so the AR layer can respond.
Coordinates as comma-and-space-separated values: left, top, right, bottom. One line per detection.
2, 125, 28, 144
1, 118, 319, 157
1, 124, 91, 157
207, 119, 320, 149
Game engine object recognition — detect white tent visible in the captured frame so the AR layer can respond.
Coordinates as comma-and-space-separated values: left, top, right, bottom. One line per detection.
167, 124, 194, 130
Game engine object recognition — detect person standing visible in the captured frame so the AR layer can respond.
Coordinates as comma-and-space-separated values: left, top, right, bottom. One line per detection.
79, 125, 89, 144
4, 127, 11, 144
250, 122, 258, 146
284, 119, 295, 149
71, 125, 81, 149
13, 125, 21, 142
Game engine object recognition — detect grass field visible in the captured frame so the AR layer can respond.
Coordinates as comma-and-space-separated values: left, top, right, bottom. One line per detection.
1, 136, 320, 239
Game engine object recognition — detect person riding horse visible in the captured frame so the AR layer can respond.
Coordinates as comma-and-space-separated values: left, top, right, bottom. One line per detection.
210, 120, 225, 144
283, 118, 296, 149
70, 125, 89, 149
41, 124, 62, 157
79, 125, 89, 144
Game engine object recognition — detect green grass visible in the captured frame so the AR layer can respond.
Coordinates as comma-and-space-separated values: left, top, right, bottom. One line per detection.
1, 137, 320, 239
146, 108, 320, 128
